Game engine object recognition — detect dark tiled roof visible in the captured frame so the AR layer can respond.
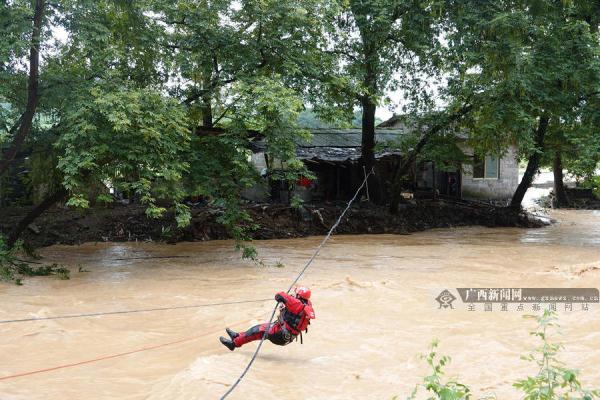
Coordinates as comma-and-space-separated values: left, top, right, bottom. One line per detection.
295, 128, 409, 147
292, 128, 406, 162
251, 127, 410, 163
296, 146, 401, 162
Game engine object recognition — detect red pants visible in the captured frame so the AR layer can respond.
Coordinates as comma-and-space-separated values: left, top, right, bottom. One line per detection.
233, 322, 293, 347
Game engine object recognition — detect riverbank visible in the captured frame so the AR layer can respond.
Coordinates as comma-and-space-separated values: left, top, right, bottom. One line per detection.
0, 200, 546, 248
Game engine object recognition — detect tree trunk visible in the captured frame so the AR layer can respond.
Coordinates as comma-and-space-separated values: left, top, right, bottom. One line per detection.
201, 92, 213, 128
389, 104, 473, 213
552, 149, 569, 208
0, 0, 45, 176
360, 96, 382, 203
201, 64, 213, 128
6, 187, 67, 248
509, 116, 549, 210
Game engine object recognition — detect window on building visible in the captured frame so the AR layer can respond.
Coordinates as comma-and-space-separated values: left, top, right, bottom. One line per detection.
473, 155, 485, 178
473, 154, 500, 179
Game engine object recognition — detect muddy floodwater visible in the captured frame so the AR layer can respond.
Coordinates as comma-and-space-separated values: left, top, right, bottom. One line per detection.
1, 210, 600, 399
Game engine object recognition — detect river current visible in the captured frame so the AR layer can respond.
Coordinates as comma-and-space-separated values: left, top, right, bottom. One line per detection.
1, 210, 599, 399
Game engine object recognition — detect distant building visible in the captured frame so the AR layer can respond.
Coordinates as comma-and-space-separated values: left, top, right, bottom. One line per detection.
247, 116, 519, 204
379, 115, 519, 202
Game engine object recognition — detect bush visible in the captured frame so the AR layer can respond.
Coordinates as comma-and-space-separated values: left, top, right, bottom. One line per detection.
514, 311, 600, 400
404, 339, 473, 400
404, 311, 599, 400
581, 176, 600, 199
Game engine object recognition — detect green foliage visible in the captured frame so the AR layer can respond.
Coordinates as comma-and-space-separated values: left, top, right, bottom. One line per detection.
174, 203, 191, 228
559, 120, 600, 181
25, 138, 62, 204
444, 1, 600, 160
290, 195, 304, 209
184, 75, 309, 249
405, 339, 473, 400
514, 311, 600, 400
3, 0, 600, 257
0, 236, 70, 284
0, 235, 23, 283
49, 2, 314, 254
308, 0, 443, 122
580, 176, 600, 198
383, 114, 470, 173
0, 1, 33, 91
405, 312, 599, 400
96, 193, 114, 205
239, 244, 259, 261
232, 76, 309, 163
56, 84, 190, 218
298, 109, 382, 129
185, 132, 257, 244
160, 225, 173, 240
298, 109, 338, 129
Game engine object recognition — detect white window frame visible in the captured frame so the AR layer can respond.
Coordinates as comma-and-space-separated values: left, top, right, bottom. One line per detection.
473, 154, 500, 180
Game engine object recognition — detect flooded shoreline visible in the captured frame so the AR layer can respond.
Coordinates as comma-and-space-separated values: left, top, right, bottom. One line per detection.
1, 210, 599, 399
0, 200, 542, 249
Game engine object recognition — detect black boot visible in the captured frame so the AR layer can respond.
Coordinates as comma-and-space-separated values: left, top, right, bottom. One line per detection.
226, 328, 239, 340
220, 336, 235, 351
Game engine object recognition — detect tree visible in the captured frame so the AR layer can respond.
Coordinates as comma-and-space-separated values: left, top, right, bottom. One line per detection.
154, 0, 331, 126
0, 0, 45, 175
544, 97, 600, 207
387, 104, 473, 213
443, 0, 600, 210
311, 0, 442, 203
148, 0, 330, 247
3, 0, 192, 244
1, 0, 321, 250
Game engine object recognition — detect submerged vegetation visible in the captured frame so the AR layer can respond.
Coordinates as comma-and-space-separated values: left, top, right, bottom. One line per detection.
0, 235, 69, 284
405, 311, 600, 400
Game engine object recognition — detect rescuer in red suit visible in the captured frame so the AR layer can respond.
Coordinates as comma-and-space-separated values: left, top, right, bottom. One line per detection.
220, 286, 315, 350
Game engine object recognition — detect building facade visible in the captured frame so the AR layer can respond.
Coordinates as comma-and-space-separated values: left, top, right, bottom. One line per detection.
246, 119, 520, 203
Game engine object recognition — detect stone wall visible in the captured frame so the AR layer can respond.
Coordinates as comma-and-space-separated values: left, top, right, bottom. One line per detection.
461, 145, 519, 201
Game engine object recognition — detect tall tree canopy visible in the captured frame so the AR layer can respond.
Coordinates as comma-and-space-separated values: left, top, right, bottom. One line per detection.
2, 0, 600, 253
1, 0, 338, 251
310, 0, 442, 203
443, 0, 600, 209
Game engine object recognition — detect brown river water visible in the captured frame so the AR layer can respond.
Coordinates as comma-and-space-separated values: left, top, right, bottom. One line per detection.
1, 210, 599, 399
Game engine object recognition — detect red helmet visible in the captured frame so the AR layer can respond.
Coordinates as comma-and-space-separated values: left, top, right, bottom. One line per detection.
295, 286, 311, 300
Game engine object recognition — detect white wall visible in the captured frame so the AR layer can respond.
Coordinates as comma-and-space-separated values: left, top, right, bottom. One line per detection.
241, 152, 269, 201
461, 145, 519, 200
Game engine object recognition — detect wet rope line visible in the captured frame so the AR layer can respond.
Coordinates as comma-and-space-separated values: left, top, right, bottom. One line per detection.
0, 336, 199, 382
0, 299, 271, 325
219, 168, 374, 400
0, 317, 257, 382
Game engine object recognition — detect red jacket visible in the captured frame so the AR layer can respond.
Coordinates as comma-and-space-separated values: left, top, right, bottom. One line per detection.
275, 291, 315, 334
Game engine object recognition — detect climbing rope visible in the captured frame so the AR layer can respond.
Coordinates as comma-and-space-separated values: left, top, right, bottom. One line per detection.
219, 168, 374, 399
0, 317, 258, 382
0, 298, 272, 325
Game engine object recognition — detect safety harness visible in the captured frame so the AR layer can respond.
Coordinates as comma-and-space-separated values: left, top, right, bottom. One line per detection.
278, 300, 314, 343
